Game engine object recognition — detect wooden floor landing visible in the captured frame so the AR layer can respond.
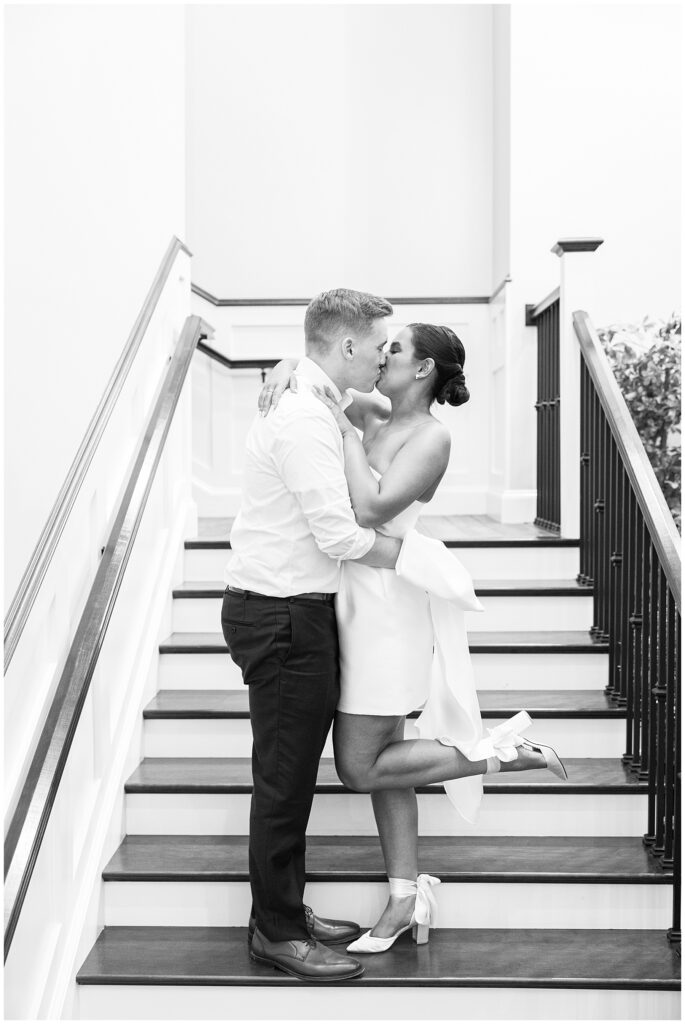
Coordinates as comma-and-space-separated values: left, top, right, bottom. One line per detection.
197, 515, 568, 543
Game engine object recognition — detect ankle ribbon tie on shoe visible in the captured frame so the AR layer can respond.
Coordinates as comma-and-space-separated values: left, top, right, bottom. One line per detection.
466, 710, 533, 763
388, 874, 441, 926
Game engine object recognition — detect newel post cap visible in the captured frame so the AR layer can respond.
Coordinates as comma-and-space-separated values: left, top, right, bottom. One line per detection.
552, 238, 604, 257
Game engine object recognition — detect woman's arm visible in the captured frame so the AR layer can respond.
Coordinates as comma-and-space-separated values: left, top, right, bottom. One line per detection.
312, 385, 450, 528
258, 358, 299, 416
343, 388, 391, 431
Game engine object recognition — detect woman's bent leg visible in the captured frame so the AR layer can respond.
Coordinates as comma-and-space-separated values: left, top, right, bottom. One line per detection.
334, 712, 546, 793
335, 711, 486, 792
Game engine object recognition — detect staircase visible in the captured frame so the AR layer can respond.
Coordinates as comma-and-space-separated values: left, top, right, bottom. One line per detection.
74, 514, 680, 1020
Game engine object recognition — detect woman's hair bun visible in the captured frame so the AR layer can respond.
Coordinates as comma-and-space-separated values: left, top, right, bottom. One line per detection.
408, 323, 470, 408
437, 365, 470, 407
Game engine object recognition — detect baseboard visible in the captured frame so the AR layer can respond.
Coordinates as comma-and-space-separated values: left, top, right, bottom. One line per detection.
486, 489, 537, 523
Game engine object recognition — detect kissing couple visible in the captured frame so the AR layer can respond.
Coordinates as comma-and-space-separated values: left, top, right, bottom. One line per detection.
221, 288, 567, 982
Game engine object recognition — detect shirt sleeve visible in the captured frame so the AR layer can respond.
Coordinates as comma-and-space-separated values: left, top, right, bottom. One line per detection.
273, 406, 376, 561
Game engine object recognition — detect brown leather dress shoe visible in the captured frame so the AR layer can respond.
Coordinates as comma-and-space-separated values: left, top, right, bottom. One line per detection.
247, 906, 362, 945
250, 927, 364, 981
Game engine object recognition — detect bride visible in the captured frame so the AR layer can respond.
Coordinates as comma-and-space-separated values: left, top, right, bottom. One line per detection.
260, 321, 566, 953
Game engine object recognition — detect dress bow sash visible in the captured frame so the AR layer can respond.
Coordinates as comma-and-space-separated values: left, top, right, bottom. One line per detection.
396, 530, 536, 824
414, 873, 441, 926
468, 709, 533, 763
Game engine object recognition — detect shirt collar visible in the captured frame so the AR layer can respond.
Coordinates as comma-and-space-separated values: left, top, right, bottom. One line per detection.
295, 357, 352, 410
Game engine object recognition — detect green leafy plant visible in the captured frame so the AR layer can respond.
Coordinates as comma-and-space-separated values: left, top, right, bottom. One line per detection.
598, 316, 681, 530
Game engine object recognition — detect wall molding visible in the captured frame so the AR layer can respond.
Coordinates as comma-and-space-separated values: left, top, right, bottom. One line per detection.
192, 283, 493, 307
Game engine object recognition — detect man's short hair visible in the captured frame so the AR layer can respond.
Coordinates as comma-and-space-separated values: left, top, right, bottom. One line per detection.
304, 288, 393, 349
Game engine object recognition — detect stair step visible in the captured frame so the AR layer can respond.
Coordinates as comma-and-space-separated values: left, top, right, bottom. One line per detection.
103, 883, 672, 930
172, 586, 594, 633
142, 689, 626, 758
174, 579, 593, 597
102, 837, 672, 930
192, 514, 579, 543
159, 631, 608, 655
144, 688, 623, 719
158, 648, 610, 691
76, 925, 680, 989
104, 834, 669, 882
184, 544, 582, 582
124, 756, 645, 795
184, 538, 582, 550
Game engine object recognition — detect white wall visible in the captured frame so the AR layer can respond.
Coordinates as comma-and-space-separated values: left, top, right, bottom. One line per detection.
492, 5, 511, 293
186, 4, 494, 299
508, 4, 681, 324
4, 4, 187, 601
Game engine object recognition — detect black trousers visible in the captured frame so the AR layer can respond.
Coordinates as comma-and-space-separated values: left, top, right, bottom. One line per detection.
221, 588, 340, 942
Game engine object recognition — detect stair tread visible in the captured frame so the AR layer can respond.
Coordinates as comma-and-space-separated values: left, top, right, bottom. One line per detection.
124, 756, 646, 794
76, 926, 680, 988
103, 834, 671, 882
160, 631, 608, 654
174, 579, 592, 598
195, 514, 573, 543
144, 688, 624, 719
186, 537, 581, 550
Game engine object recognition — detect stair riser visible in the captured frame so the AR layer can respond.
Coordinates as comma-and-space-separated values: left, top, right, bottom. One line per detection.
143, 717, 627, 760
126, 792, 648, 837
158, 651, 609, 691
172, 593, 594, 634
77, 982, 680, 1021
103, 879, 672, 930
184, 546, 581, 583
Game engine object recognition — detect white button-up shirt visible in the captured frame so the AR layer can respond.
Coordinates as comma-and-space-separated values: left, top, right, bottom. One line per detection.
225, 357, 376, 596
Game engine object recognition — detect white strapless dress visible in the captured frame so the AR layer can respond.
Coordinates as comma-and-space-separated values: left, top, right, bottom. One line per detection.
336, 470, 533, 823
336, 473, 432, 716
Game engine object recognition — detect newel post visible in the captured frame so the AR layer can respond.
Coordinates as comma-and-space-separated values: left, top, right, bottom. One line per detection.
553, 238, 604, 538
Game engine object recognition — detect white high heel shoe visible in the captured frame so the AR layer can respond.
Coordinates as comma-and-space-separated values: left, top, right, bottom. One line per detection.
346, 874, 441, 953
478, 710, 568, 781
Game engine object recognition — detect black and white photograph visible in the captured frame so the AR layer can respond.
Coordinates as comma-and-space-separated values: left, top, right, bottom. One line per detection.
3, 1, 682, 1020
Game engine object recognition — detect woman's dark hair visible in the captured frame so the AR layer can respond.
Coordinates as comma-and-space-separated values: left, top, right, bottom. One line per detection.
408, 323, 470, 407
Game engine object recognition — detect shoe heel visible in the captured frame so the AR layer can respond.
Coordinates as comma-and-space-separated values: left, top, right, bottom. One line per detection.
412, 923, 429, 945
540, 743, 568, 781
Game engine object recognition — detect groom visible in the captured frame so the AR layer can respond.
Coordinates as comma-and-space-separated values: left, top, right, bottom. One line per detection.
221, 289, 402, 981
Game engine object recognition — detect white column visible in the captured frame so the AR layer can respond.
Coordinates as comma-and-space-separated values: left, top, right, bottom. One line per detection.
553, 238, 604, 538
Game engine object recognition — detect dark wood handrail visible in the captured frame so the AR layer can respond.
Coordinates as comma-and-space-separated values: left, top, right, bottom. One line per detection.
4, 236, 192, 672
197, 339, 278, 373
4, 315, 212, 959
573, 311, 681, 610
191, 283, 492, 306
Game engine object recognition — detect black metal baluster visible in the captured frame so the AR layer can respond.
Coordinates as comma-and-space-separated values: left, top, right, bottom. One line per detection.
535, 312, 543, 526
667, 618, 680, 942
542, 311, 550, 527
652, 570, 669, 860
613, 462, 627, 705
607, 438, 621, 700
668, 770, 681, 944
637, 531, 652, 780
662, 591, 677, 868
626, 489, 643, 769
579, 361, 592, 585
552, 303, 560, 531
644, 550, 660, 846
590, 389, 602, 635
